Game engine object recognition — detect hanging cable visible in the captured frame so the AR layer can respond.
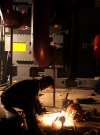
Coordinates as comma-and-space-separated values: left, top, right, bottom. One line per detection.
12, 63, 35, 81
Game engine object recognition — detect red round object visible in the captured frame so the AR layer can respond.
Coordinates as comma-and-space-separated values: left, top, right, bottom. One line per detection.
94, 34, 100, 59
66, 103, 84, 122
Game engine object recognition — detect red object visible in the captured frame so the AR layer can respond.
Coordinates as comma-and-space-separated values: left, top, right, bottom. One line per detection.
94, 34, 100, 59
0, 0, 21, 28
21, 10, 26, 14
51, 42, 55, 45
66, 103, 84, 122
0, 0, 31, 29
32, 0, 51, 67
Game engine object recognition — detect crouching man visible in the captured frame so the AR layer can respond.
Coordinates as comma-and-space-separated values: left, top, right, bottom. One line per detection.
1, 76, 54, 135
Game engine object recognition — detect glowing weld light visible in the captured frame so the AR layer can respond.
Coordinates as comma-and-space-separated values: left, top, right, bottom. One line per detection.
40, 112, 62, 126
63, 118, 74, 126
40, 110, 74, 128
52, 120, 62, 130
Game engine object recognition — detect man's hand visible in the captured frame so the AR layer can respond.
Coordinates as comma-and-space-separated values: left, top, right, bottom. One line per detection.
35, 107, 48, 115
34, 97, 48, 115
42, 108, 48, 113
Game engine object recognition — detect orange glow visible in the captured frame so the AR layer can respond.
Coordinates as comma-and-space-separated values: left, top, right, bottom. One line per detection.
40, 49, 44, 58
39, 110, 74, 129
54, 24, 59, 28
7, 9, 9, 14
64, 118, 74, 126
40, 112, 62, 126
52, 120, 62, 130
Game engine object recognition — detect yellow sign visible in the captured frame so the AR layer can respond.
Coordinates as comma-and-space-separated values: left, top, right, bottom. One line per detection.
13, 42, 26, 52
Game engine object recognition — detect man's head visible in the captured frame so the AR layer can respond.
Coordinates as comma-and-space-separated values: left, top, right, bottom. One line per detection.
39, 76, 54, 92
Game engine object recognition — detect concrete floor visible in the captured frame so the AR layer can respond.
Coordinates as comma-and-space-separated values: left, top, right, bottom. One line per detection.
38, 87, 100, 133
0, 86, 100, 112
0, 86, 100, 134
39, 87, 100, 112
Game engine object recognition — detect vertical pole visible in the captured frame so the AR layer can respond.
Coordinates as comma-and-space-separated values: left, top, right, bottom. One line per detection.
31, 0, 33, 55
0, 17, 1, 41
10, 27, 13, 85
53, 67, 55, 107
0, 17, 1, 82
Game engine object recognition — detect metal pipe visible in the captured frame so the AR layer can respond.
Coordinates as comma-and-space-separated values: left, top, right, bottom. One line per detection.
0, 0, 13, 27
32, 0, 51, 67
0, 17, 1, 40
65, 93, 69, 99
53, 67, 55, 107
10, 27, 13, 85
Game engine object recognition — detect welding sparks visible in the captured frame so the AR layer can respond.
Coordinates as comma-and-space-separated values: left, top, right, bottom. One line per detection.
40, 112, 63, 126
39, 110, 74, 129
57, 92, 62, 100
64, 118, 74, 126
52, 120, 62, 130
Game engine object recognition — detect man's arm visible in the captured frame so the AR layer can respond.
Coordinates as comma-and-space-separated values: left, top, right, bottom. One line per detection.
34, 96, 44, 115
34, 96, 48, 115
23, 100, 43, 135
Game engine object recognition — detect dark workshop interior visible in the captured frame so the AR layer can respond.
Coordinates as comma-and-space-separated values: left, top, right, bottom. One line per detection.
1, 0, 100, 135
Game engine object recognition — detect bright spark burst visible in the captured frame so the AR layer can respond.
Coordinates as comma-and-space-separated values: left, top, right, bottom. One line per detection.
39, 110, 74, 128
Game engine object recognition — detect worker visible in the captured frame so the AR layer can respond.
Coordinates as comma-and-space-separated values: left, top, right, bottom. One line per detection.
1, 76, 54, 135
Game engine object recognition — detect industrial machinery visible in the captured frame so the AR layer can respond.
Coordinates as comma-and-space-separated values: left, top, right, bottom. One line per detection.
0, 0, 69, 87
0, 0, 100, 88
1, 1, 100, 135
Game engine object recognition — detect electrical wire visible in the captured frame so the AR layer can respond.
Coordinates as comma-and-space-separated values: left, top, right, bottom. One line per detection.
12, 63, 35, 81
